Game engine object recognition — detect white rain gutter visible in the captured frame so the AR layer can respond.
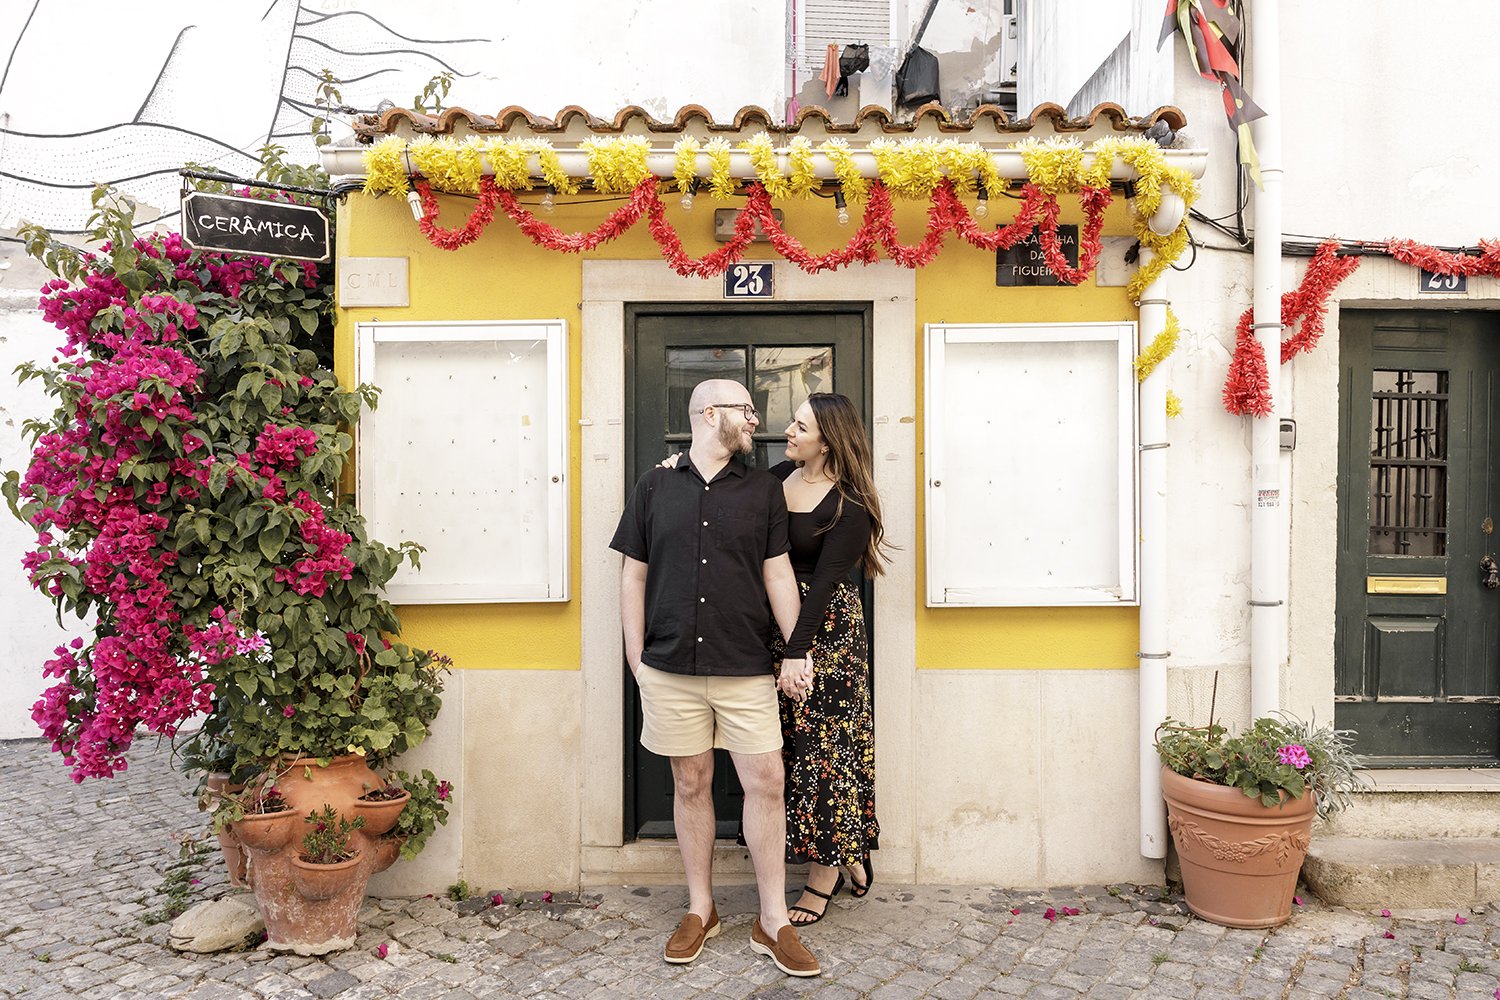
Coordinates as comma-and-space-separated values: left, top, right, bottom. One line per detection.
1249, 1, 1284, 719
319, 145, 1209, 184
1137, 194, 1185, 860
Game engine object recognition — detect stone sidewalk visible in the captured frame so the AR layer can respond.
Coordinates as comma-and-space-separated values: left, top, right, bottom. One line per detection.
2, 740, 1498, 1000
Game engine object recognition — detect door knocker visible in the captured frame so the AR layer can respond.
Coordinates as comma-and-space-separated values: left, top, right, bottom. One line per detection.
1482, 555, 1500, 589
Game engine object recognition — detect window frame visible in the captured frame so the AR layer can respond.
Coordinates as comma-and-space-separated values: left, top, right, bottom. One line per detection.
924, 321, 1138, 607
354, 319, 569, 604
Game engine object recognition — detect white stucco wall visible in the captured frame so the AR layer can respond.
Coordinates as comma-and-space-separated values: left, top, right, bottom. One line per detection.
1161, 1, 1500, 737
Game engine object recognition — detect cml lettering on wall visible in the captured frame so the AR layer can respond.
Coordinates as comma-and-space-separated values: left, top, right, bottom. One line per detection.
182, 192, 330, 262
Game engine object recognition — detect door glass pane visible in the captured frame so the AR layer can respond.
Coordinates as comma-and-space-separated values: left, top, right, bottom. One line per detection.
751, 346, 833, 431
666, 347, 747, 434
1369, 369, 1447, 556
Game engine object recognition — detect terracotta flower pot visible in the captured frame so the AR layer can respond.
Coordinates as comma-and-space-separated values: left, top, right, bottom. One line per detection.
243, 755, 388, 954
1160, 766, 1316, 929
352, 788, 410, 837
204, 773, 247, 886
289, 852, 363, 901
231, 808, 297, 852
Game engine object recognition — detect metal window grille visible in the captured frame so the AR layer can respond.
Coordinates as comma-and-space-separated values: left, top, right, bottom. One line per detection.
1369, 369, 1447, 556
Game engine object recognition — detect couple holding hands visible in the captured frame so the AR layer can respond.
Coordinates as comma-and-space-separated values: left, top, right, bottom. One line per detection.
610, 378, 889, 977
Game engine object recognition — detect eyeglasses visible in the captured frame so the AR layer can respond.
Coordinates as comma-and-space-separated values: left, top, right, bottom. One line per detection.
701, 402, 759, 421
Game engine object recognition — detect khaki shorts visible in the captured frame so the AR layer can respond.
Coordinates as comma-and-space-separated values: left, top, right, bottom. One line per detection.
636, 663, 782, 757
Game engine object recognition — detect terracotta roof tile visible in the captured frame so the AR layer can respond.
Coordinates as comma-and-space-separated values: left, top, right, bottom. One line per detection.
351, 103, 1188, 143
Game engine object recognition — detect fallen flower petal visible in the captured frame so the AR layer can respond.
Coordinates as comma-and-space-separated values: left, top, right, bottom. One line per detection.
1381, 908, 1391, 918
1148, 918, 1159, 926
542, 891, 553, 903
1383, 931, 1395, 939
1010, 907, 1021, 915
1455, 914, 1468, 925
375, 942, 388, 959
1062, 906, 1080, 916
1043, 907, 1057, 922
491, 893, 505, 906
1293, 896, 1303, 906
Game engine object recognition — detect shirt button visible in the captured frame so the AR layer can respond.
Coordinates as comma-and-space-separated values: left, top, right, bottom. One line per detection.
699, 597, 706, 603
697, 636, 703, 642
702, 520, 708, 526
704, 486, 710, 491
701, 558, 707, 564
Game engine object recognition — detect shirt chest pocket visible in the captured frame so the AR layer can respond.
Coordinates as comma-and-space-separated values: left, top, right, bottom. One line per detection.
709, 504, 764, 560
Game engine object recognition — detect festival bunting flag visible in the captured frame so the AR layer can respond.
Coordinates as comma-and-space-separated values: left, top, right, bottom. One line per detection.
1159, 0, 1265, 185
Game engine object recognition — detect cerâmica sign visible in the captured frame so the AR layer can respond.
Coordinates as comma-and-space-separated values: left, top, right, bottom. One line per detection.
182, 191, 330, 262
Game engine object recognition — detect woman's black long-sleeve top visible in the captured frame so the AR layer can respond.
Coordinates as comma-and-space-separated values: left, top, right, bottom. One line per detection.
770, 461, 870, 659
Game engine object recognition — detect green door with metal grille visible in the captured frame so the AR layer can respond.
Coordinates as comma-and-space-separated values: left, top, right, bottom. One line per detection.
1335, 310, 1500, 764
623, 303, 870, 838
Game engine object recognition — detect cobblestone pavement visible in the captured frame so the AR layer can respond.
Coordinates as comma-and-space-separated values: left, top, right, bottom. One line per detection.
2, 740, 1499, 1000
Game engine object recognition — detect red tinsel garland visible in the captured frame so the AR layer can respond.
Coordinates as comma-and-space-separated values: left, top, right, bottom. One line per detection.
410, 175, 1108, 280
1222, 240, 1363, 417
1385, 238, 1500, 277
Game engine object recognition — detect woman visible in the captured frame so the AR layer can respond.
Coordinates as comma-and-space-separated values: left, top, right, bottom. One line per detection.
772, 391, 890, 926
660, 391, 888, 924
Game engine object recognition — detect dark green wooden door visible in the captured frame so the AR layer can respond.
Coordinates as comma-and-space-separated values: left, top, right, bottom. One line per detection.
1336, 310, 1500, 764
624, 303, 870, 838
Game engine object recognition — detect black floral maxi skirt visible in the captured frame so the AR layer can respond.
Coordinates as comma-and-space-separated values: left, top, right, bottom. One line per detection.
775, 580, 879, 868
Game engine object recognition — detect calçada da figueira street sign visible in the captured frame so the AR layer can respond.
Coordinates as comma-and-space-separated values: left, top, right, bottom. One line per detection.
182, 191, 330, 262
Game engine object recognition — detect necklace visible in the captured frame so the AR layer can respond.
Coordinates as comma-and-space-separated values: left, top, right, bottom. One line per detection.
801, 467, 833, 485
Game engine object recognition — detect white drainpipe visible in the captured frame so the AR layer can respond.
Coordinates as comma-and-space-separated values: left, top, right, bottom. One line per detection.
1137, 194, 1182, 858
1249, 0, 1284, 719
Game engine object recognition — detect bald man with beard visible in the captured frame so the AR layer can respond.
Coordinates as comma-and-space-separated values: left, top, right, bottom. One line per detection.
610, 378, 821, 977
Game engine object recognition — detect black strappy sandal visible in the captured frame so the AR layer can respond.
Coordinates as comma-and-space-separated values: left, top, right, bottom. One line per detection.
788, 871, 845, 925
847, 857, 875, 898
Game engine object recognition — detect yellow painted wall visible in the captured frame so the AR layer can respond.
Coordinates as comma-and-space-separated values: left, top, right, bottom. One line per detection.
335, 186, 1139, 672
906, 196, 1140, 670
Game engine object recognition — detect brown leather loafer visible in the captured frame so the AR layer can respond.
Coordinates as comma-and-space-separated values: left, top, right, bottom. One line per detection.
750, 917, 821, 977
664, 906, 720, 964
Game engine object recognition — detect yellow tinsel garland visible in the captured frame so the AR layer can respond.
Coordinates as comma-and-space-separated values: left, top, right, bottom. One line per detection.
1133, 306, 1180, 383
1165, 390, 1184, 419
362, 132, 1199, 297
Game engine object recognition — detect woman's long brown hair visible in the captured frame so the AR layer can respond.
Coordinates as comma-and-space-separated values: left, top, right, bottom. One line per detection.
805, 392, 893, 577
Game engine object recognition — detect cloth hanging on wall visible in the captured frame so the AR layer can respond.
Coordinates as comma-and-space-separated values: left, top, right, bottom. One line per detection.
1157, 0, 1264, 184
895, 46, 940, 107
835, 43, 870, 97
819, 43, 840, 98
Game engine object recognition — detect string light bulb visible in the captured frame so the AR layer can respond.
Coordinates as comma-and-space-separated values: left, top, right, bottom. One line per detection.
975, 183, 989, 219
680, 179, 696, 212
406, 190, 423, 222
541, 186, 555, 214
834, 187, 849, 226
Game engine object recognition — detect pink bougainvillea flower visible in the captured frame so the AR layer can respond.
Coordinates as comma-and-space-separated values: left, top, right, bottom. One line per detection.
1061, 906, 1080, 916
1043, 907, 1057, 922
1293, 896, 1303, 906
1383, 931, 1395, 939
1277, 744, 1312, 769
1381, 908, 1391, 917
491, 893, 504, 906
542, 891, 554, 903
1010, 907, 1021, 915
189, 878, 200, 885
374, 942, 388, 959
1148, 917, 1159, 926
1455, 914, 1468, 925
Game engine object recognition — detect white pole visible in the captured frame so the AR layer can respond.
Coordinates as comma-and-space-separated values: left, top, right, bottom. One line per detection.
1137, 225, 1176, 858
1249, 0, 1284, 719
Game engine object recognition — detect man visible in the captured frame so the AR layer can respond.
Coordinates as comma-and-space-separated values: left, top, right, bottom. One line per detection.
610, 378, 820, 978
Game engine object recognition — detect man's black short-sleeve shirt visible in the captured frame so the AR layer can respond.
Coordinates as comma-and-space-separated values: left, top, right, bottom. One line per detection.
610, 455, 790, 676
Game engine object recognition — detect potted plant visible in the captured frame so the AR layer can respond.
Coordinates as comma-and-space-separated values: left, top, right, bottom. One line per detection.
1156, 711, 1363, 928
4, 180, 454, 954
289, 804, 366, 900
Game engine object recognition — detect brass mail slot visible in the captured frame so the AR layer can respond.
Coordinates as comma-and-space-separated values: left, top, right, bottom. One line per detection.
1367, 575, 1447, 595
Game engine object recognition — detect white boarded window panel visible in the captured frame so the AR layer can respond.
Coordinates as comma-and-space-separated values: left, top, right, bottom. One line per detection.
801, 0, 892, 74
356, 321, 568, 603
925, 323, 1138, 607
